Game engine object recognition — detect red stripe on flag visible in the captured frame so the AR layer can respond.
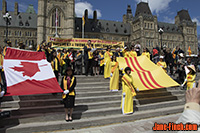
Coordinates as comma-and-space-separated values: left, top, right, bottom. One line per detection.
137, 72, 151, 89
129, 57, 151, 90
5, 48, 46, 60
5, 78, 63, 96
129, 57, 139, 72
134, 57, 163, 88
142, 72, 156, 89
125, 57, 134, 72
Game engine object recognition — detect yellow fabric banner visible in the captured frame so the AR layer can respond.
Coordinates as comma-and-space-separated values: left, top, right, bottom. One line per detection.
117, 56, 179, 91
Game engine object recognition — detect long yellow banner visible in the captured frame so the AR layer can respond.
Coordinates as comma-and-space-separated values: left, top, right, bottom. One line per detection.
117, 56, 179, 91
47, 37, 124, 49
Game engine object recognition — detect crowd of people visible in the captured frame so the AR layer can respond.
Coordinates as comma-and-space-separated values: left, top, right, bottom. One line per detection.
0, 40, 199, 120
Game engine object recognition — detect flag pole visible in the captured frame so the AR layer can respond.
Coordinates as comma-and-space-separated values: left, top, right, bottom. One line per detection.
82, 15, 85, 38
55, 8, 59, 38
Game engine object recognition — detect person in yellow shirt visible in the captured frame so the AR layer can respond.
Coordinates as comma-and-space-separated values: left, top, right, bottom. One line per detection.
61, 67, 76, 122
129, 46, 137, 58
51, 51, 60, 82
157, 56, 167, 72
99, 51, 104, 75
121, 67, 137, 115
142, 48, 150, 59
181, 65, 196, 90
104, 46, 113, 79
122, 47, 130, 57
110, 55, 119, 91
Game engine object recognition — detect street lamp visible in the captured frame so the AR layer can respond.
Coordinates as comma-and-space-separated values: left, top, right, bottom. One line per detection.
158, 28, 164, 50
3, 12, 12, 43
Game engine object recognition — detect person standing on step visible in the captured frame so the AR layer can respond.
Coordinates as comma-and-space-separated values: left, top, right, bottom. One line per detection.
157, 56, 167, 72
142, 47, 150, 59
84, 40, 94, 76
61, 67, 76, 122
121, 67, 137, 115
104, 46, 113, 79
51, 50, 60, 82
110, 55, 119, 91
181, 65, 196, 90
98, 50, 104, 75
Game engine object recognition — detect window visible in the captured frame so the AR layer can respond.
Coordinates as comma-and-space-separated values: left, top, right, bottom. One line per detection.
19, 21, 23, 26
51, 8, 61, 27
25, 21, 30, 26
151, 23, 153, 29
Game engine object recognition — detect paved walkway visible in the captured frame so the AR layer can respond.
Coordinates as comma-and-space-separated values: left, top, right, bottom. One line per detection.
48, 113, 182, 133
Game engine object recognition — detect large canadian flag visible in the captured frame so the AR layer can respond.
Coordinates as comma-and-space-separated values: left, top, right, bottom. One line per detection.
3, 48, 63, 96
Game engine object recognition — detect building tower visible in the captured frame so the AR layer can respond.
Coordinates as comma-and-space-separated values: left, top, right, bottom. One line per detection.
37, 0, 75, 44
175, 10, 198, 54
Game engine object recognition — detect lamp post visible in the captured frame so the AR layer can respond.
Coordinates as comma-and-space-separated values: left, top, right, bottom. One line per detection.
3, 12, 12, 43
158, 28, 164, 50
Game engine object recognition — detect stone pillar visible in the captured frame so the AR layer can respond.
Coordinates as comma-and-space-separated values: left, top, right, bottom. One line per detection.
37, 0, 46, 45
66, 0, 74, 38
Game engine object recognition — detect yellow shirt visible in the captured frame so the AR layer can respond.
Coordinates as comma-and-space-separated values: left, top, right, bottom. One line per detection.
129, 51, 137, 57
99, 53, 104, 66
157, 61, 167, 72
142, 52, 150, 59
88, 51, 93, 59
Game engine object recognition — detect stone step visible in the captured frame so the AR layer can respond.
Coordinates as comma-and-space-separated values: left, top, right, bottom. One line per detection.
0, 99, 184, 126
1, 92, 184, 109
76, 82, 110, 87
0, 105, 184, 133
3, 98, 184, 117
1, 89, 183, 102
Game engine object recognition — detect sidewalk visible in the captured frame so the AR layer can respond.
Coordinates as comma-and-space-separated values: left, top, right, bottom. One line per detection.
48, 113, 182, 133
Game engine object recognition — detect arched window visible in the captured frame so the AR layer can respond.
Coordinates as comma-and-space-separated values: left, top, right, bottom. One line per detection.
51, 8, 61, 27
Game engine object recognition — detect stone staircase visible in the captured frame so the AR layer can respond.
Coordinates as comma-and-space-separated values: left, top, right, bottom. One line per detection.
0, 75, 186, 133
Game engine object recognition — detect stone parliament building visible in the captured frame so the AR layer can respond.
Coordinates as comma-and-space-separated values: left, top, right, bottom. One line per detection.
0, 0, 198, 54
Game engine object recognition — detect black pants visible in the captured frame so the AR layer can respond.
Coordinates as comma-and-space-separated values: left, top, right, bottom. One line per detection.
1, 71, 7, 93
54, 70, 59, 82
99, 65, 104, 75
85, 59, 93, 76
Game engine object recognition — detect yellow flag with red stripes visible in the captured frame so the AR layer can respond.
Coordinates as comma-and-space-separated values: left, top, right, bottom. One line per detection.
117, 56, 179, 91
188, 46, 191, 56
171, 48, 176, 59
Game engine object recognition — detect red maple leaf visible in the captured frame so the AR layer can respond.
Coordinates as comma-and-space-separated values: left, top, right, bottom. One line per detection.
11, 62, 40, 77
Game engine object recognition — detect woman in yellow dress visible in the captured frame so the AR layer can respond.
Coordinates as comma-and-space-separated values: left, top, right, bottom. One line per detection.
142, 48, 150, 59
110, 55, 119, 91
121, 67, 137, 115
157, 56, 167, 72
129, 46, 137, 58
181, 65, 196, 90
104, 46, 113, 79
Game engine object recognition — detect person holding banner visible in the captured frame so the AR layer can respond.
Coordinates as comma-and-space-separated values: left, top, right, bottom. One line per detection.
181, 65, 196, 90
61, 67, 76, 122
110, 55, 119, 91
122, 47, 130, 57
51, 51, 60, 82
104, 46, 113, 79
129, 46, 137, 58
157, 56, 167, 72
142, 47, 150, 59
121, 67, 137, 115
